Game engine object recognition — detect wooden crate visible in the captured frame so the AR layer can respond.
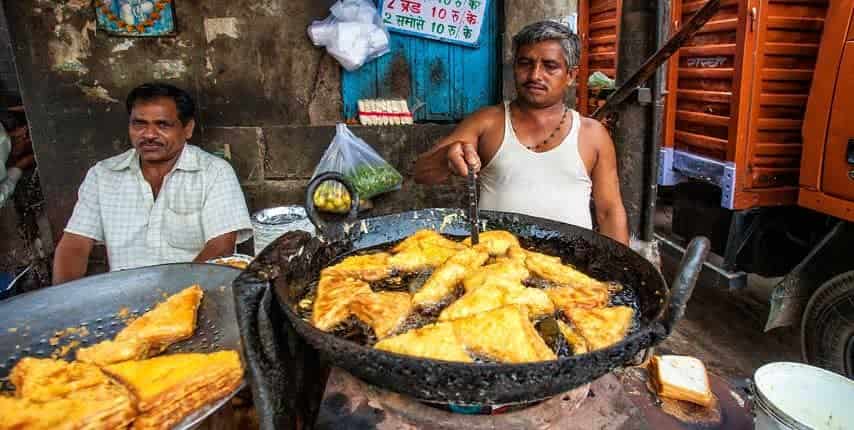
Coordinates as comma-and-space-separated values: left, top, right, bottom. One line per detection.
661, 0, 829, 209
577, 0, 622, 116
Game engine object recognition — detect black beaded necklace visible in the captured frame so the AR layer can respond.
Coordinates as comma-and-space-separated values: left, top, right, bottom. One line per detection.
512, 105, 569, 151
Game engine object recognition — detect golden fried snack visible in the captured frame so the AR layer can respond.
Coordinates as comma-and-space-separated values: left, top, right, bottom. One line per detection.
566, 306, 634, 351
388, 230, 468, 272
411, 247, 489, 308
519, 249, 608, 290
321, 253, 392, 282
77, 285, 203, 365
349, 291, 413, 339
452, 306, 556, 363
375, 322, 473, 362
462, 230, 520, 256
76, 338, 151, 367
556, 320, 589, 355
545, 284, 611, 313
102, 351, 243, 413
439, 279, 554, 321
0, 383, 136, 430
9, 358, 110, 402
462, 260, 530, 292
312, 276, 373, 331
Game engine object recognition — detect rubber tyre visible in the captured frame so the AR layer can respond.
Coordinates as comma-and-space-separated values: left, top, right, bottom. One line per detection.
801, 270, 854, 378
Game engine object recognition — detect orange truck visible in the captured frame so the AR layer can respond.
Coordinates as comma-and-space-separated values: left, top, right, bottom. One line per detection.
655, 0, 854, 378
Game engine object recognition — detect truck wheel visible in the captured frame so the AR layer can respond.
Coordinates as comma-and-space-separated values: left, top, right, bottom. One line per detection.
801, 270, 854, 378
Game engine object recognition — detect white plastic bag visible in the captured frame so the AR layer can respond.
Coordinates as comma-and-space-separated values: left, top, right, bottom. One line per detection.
308, 0, 390, 71
310, 123, 403, 214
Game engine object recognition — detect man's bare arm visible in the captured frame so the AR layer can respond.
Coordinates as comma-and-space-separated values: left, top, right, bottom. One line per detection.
53, 232, 94, 285
193, 231, 238, 263
588, 121, 630, 245
413, 107, 497, 184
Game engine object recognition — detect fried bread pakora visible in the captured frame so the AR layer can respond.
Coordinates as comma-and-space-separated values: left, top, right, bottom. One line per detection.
461, 260, 530, 292
556, 320, 589, 355
349, 291, 413, 339
411, 247, 489, 308
439, 279, 555, 322
374, 322, 473, 362
545, 284, 611, 313
76, 285, 203, 365
566, 306, 634, 351
102, 351, 243, 412
517, 249, 608, 290
312, 276, 373, 331
462, 230, 520, 256
0, 383, 136, 430
388, 230, 468, 272
452, 306, 556, 363
9, 358, 111, 402
321, 253, 392, 281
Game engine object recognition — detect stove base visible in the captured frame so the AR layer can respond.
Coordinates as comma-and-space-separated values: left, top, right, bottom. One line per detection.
315, 368, 646, 430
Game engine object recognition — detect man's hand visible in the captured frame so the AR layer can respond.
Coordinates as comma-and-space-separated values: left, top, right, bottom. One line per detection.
14, 154, 34, 171
193, 231, 238, 263
446, 141, 481, 177
53, 232, 94, 285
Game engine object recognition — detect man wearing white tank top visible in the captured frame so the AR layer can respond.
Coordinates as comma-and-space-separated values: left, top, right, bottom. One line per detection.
414, 21, 629, 245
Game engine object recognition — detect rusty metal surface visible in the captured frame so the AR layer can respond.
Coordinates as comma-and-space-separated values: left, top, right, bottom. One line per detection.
617, 367, 753, 430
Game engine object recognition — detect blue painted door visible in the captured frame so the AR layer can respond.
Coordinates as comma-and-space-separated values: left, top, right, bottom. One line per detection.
342, 0, 500, 122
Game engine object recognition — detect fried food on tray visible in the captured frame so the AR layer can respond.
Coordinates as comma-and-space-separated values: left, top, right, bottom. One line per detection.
439, 279, 554, 322
77, 285, 203, 366
375, 322, 473, 362
462, 260, 530, 292
411, 247, 489, 308
0, 383, 136, 430
545, 284, 611, 313
462, 230, 520, 256
566, 306, 634, 351
321, 253, 392, 281
103, 351, 243, 430
349, 291, 412, 339
452, 306, 556, 363
76, 338, 151, 367
312, 276, 372, 331
9, 358, 111, 402
556, 320, 589, 355
388, 230, 468, 272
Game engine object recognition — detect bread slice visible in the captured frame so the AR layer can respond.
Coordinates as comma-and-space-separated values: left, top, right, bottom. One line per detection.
650, 355, 714, 408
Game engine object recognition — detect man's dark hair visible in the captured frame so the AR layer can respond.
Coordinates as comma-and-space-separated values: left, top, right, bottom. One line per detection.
126, 82, 196, 123
512, 21, 580, 69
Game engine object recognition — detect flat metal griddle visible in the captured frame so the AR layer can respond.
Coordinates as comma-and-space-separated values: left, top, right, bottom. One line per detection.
0, 263, 245, 430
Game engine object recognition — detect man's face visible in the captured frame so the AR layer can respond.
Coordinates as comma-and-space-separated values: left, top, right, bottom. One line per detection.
514, 40, 578, 107
128, 97, 194, 164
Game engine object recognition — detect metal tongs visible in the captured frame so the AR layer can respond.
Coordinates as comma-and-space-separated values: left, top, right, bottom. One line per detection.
467, 168, 479, 245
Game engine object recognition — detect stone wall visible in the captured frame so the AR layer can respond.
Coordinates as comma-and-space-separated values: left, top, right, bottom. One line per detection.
4, 0, 480, 250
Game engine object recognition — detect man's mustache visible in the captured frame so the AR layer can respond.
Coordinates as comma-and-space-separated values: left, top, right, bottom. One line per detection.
137, 140, 165, 146
523, 81, 547, 90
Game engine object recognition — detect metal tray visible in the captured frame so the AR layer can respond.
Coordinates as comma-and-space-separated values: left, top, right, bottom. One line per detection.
0, 263, 245, 430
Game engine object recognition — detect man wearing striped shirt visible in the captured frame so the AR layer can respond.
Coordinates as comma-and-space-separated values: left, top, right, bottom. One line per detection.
52, 83, 252, 284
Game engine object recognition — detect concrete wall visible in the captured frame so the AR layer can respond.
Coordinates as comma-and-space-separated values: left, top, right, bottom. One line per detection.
4, 0, 469, 245
0, 3, 19, 104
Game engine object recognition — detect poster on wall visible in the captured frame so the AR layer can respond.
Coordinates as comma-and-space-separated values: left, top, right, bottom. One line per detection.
380, 0, 489, 47
94, 0, 177, 37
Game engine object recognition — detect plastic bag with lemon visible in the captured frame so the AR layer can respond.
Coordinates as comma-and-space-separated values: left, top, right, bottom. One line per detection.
312, 181, 353, 214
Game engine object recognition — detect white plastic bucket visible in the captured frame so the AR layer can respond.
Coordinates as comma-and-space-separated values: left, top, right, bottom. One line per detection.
753, 362, 854, 430
251, 206, 315, 256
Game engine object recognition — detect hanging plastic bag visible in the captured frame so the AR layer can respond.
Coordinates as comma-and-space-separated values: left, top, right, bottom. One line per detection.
310, 123, 403, 214
588, 71, 615, 90
307, 0, 390, 71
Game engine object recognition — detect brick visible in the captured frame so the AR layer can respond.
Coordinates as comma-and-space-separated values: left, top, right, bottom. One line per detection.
199, 127, 264, 182
241, 180, 307, 213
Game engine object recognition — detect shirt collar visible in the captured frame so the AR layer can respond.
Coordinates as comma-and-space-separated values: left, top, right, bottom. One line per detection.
108, 144, 200, 172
